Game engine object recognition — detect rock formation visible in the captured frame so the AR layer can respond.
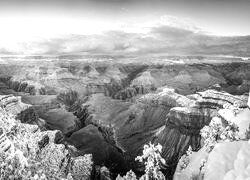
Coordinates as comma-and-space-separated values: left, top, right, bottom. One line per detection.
0, 95, 29, 115
154, 107, 214, 177
0, 96, 93, 180
41, 108, 82, 136
1, 57, 250, 179
195, 89, 248, 109
173, 91, 250, 180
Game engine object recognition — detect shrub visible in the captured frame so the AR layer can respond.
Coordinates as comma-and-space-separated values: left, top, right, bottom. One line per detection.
116, 170, 137, 180
0, 149, 74, 180
246, 124, 250, 140
177, 146, 193, 171
200, 116, 240, 151
16, 107, 39, 124
116, 142, 166, 180
135, 142, 166, 180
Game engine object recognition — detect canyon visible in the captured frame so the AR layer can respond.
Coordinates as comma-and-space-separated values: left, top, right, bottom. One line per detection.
0, 55, 249, 179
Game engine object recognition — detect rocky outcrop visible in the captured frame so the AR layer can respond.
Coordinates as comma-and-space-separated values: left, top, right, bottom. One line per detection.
137, 87, 196, 107
223, 79, 250, 95
68, 124, 127, 174
0, 77, 44, 95
148, 89, 248, 178
16, 106, 39, 123
1, 59, 250, 179
0, 95, 29, 115
1, 58, 250, 98
130, 64, 227, 95
112, 87, 138, 100
0, 105, 93, 179
73, 88, 199, 175
173, 92, 250, 180
195, 90, 248, 109
154, 107, 214, 177
68, 87, 216, 175
21, 95, 57, 105
0, 127, 14, 153
105, 84, 155, 100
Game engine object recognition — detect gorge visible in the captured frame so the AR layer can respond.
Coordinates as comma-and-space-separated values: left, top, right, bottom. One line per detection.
0, 55, 249, 180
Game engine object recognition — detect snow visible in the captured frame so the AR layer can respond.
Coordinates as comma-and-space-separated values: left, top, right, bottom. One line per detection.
174, 147, 209, 180
204, 141, 250, 180
219, 108, 250, 139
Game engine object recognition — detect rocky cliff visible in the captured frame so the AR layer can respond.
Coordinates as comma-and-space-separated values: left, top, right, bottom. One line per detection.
1, 60, 250, 99
1, 57, 250, 179
0, 95, 93, 179
173, 91, 250, 180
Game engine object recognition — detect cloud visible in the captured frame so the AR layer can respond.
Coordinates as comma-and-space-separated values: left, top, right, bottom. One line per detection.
0, 15, 249, 56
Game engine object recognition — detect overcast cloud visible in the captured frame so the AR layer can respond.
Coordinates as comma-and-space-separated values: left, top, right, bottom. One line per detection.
1, 22, 249, 56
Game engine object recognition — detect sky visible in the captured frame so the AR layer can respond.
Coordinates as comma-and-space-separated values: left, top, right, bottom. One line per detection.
0, 0, 250, 55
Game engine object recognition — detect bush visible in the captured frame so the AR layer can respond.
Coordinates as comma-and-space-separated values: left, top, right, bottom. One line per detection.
245, 124, 250, 140
135, 142, 166, 180
177, 146, 193, 171
116, 170, 137, 180
116, 142, 166, 180
0, 149, 74, 180
200, 116, 240, 151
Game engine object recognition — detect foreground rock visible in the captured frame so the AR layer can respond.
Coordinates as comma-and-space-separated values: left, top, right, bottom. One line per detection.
173, 94, 250, 180
0, 103, 93, 179
204, 140, 250, 180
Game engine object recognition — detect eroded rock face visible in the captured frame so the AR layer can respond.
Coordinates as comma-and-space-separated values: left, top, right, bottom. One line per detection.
21, 95, 57, 105
41, 108, 81, 136
1, 59, 250, 179
68, 124, 127, 174
0, 95, 29, 115
137, 87, 196, 107
151, 89, 249, 178
195, 90, 248, 109
71, 88, 200, 175
166, 107, 215, 135
0, 76, 46, 95
154, 107, 214, 177
173, 92, 250, 180
0, 106, 93, 179
70, 89, 223, 176
130, 64, 226, 95
68, 124, 109, 163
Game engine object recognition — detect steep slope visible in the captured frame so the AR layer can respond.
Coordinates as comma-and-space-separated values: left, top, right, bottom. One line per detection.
0, 97, 93, 180
173, 93, 250, 180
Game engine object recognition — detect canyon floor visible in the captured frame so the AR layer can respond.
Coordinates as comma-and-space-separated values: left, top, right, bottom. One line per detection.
0, 55, 249, 180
